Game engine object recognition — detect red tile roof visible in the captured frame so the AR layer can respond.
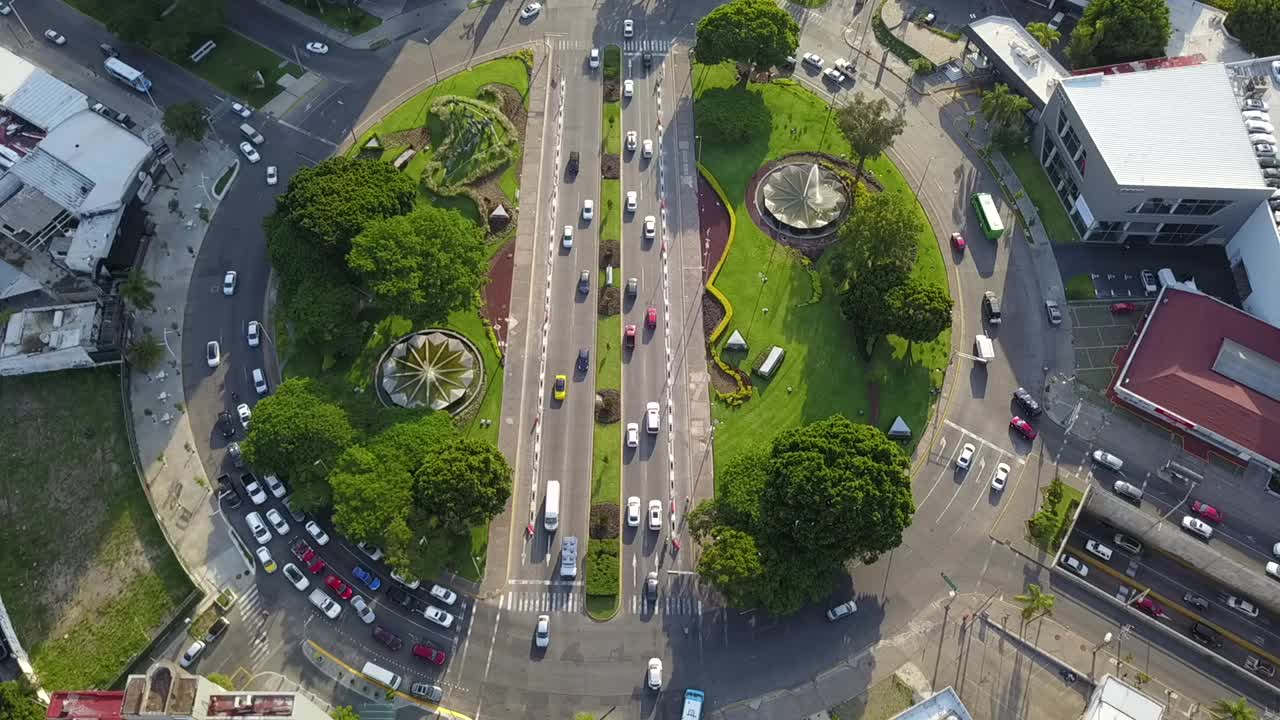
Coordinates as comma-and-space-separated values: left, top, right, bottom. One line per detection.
1118, 288, 1280, 465
46, 692, 124, 720
1072, 53, 1206, 76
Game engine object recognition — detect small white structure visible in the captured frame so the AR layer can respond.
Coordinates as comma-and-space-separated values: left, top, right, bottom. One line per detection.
725, 329, 748, 351
973, 334, 995, 364
756, 345, 785, 378
0, 301, 117, 376
1082, 675, 1164, 720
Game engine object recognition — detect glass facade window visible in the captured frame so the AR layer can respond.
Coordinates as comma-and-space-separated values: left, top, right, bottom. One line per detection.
1154, 223, 1214, 245
1130, 198, 1229, 216
1086, 221, 1125, 243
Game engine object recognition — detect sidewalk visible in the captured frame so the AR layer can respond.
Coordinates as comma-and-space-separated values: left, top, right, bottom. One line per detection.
253, 0, 447, 51
127, 139, 254, 601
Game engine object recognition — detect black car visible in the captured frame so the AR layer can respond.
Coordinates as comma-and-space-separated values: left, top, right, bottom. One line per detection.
1183, 592, 1209, 611
204, 616, 230, 643
99, 43, 118, 58
576, 348, 590, 372
1190, 622, 1223, 648
642, 51, 653, 69
387, 586, 414, 610
216, 476, 242, 509
578, 271, 590, 294
372, 625, 403, 652
1013, 387, 1042, 417
218, 411, 236, 438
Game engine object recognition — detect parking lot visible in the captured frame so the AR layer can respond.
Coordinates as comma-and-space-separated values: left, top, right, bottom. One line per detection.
1067, 301, 1147, 392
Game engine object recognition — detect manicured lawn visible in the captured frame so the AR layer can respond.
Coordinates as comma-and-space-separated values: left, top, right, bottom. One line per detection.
1065, 273, 1096, 301
592, 313, 623, 505
603, 103, 621, 155
184, 30, 304, 109
449, 306, 504, 447
0, 369, 193, 690
695, 64, 949, 468
1005, 145, 1080, 243
280, 0, 382, 34
600, 180, 621, 244
356, 58, 530, 143
829, 675, 915, 720
418, 187, 482, 226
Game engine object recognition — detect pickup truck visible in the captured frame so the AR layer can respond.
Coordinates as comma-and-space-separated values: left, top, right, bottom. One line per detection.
290, 538, 316, 563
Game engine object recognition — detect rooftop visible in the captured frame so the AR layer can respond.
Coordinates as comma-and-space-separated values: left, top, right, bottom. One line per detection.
0, 47, 87, 131
0, 302, 99, 358
207, 694, 296, 717
34, 110, 150, 214
46, 692, 125, 720
1083, 675, 1164, 720
890, 687, 972, 720
1117, 287, 1280, 467
965, 17, 1070, 109
1059, 62, 1264, 189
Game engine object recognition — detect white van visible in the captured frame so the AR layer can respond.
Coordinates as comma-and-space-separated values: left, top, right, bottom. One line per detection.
973, 334, 995, 364
240, 123, 264, 145
544, 480, 560, 532
361, 661, 402, 691
560, 536, 578, 578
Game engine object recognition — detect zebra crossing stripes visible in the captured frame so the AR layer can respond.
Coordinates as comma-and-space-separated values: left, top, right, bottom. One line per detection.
553, 39, 671, 54
506, 590, 582, 614
628, 594, 701, 616
236, 585, 274, 668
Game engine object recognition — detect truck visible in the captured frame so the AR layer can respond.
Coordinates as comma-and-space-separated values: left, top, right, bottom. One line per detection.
973, 334, 995, 364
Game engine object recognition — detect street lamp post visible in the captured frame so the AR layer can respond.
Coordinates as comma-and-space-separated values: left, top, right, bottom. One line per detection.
917, 155, 936, 195
8, 1, 35, 43
424, 39, 440, 86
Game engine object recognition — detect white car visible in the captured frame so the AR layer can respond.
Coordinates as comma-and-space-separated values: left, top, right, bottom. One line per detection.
247, 320, 261, 347
1227, 596, 1259, 618
582, 199, 594, 221
623, 19, 634, 37
305, 42, 329, 54
357, 542, 384, 560
626, 131, 638, 151
263, 473, 286, 498
1244, 98, 1270, 112
1273, 60, 1280, 83
424, 605, 455, 628
1267, 561, 1280, 581
266, 166, 278, 186
534, 614, 550, 648
1059, 553, 1088, 577
239, 141, 261, 164
179, 640, 205, 668
990, 462, 1010, 491
648, 499, 662, 530
646, 657, 662, 690
802, 52, 824, 67
430, 584, 458, 605
826, 600, 857, 621
1182, 515, 1213, 540
626, 191, 638, 212
589, 48, 600, 68
245, 511, 272, 544
244, 478, 267, 505
255, 545, 277, 574
43, 29, 66, 46
642, 139, 653, 158
626, 422, 639, 448
391, 570, 421, 590
231, 102, 252, 119
236, 402, 252, 430
351, 595, 376, 624
223, 270, 238, 295
643, 216, 656, 238
253, 368, 269, 395
1091, 450, 1124, 471
305, 520, 330, 545
309, 588, 342, 619
823, 68, 845, 84
833, 57, 851, 73
265, 508, 290, 535
521, 2, 542, 18
624, 79, 634, 97
1085, 540, 1113, 561
956, 443, 975, 469
283, 563, 309, 591
645, 401, 660, 433
626, 496, 641, 527
206, 341, 220, 368
563, 225, 574, 249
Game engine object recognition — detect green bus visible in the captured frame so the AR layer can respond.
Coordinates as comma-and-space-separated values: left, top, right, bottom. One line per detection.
970, 192, 1005, 240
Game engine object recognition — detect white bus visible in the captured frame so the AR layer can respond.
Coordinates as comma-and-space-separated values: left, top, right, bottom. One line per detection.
104, 58, 152, 93
361, 661, 402, 691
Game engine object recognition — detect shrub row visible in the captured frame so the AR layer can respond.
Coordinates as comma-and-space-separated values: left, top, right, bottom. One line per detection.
585, 538, 620, 596
873, 0, 927, 66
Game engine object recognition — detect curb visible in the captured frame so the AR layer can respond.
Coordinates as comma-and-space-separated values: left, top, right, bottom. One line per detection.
979, 609, 1095, 686
212, 160, 239, 201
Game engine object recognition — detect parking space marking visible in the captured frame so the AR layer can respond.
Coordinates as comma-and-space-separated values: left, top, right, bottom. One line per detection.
942, 419, 1029, 462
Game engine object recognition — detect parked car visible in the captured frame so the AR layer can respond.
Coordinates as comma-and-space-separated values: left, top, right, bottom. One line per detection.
265, 508, 290, 535
1013, 387, 1042, 416
204, 616, 231, 643
424, 605, 455, 628
429, 584, 458, 605
283, 563, 309, 591
236, 402, 252, 430
520, 2, 541, 18
351, 595, 375, 624
325, 575, 354, 600
214, 409, 232, 437
43, 29, 67, 46
1113, 534, 1142, 554
410, 683, 443, 703
956, 443, 975, 469
802, 52, 824, 67
245, 512, 272, 544
413, 642, 448, 664
305, 520, 330, 545
357, 543, 384, 560
1059, 553, 1088, 577
308, 589, 341, 619
826, 600, 857, 621
1181, 515, 1213, 540
352, 566, 382, 591
179, 640, 205, 668
244, 476, 267, 505
263, 473, 285, 498
239, 141, 260, 163
255, 546, 277, 574
1190, 500, 1223, 523
372, 625, 402, 651
231, 102, 252, 118
990, 463, 1010, 492
1110, 302, 1138, 314
1140, 270, 1158, 293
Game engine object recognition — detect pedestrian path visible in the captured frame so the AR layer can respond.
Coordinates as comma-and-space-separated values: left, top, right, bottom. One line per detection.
503, 589, 582, 614
235, 585, 276, 669
625, 594, 701, 616
552, 38, 671, 54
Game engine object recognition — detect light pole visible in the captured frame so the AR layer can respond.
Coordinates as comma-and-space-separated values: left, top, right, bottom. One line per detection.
424, 39, 440, 86
1091, 631, 1113, 677
917, 155, 936, 195
8, 1, 35, 42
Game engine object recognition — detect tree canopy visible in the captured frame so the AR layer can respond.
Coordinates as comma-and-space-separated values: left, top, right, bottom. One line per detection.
163, 101, 207, 143
833, 186, 921, 283
1066, 0, 1171, 68
277, 156, 416, 255
347, 206, 487, 323
415, 438, 514, 529
242, 378, 356, 507
1226, 0, 1280, 57
835, 93, 907, 179
839, 258, 910, 359
887, 277, 953, 346
103, 0, 224, 59
695, 0, 799, 72
695, 87, 771, 144
696, 527, 764, 608
0, 681, 45, 720
1024, 22, 1061, 49
329, 445, 415, 556
265, 213, 365, 351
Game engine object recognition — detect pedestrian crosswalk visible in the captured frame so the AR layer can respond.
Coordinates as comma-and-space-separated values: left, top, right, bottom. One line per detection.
501, 589, 701, 615
553, 39, 671, 54
237, 585, 274, 668
627, 594, 701, 616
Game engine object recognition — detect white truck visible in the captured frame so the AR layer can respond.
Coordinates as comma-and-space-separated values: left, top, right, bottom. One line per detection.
973, 334, 995, 364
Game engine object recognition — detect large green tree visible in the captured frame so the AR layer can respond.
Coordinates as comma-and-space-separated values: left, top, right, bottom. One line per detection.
839, 258, 910, 359
0, 681, 45, 720
696, 527, 764, 608
833, 187, 921, 284
695, 0, 799, 73
163, 101, 207, 143
119, 269, 160, 312
415, 438, 513, 529
265, 214, 364, 351
102, 0, 223, 59
242, 378, 356, 508
366, 412, 455, 471
1226, 0, 1280, 57
1066, 0, 1171, 68
979, 83, 1033, 147
347, 206, 487, 322
834, 93, 907, 182
887, 277, 953, 347
1210, 698, 1259, 720
329, 445, 415, 561
277, 156, 416, 255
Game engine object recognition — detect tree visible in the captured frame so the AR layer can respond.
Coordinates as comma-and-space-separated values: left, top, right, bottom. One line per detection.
1209, 698, 1259, 720
833, 187, 921, 283
119, 269, 160, 312
163, 101, 207, 143
839, 258, 909, 359
277, 156, 416, 255
347, 206, 487, 323
979, 83, 1032, 146
1226, 0, 1280, 57
264, 213, 365, 352
695, 0, 799, 74
696, 87, 771, 144
887, 277, 952, 346
696, 527, 764, 608
0, 680, 44, 720
835, 93, 907, 182
1066, 0, 1171, 68
366, 412, 455, 472
241, 378, 356, 505
329, 445, 415, 558
329, 708, 361, 720
127, 331, 165, 369
206, 673, 235, 690
415, 438, 513, 529
1025, 22, 1061, 49
1014, 583, 1056, 622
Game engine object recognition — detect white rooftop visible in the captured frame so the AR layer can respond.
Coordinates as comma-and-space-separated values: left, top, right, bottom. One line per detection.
1060, 62, 1265, 189
1084, 676, 1164, 720
1166, 0, 1250, 64
967, 17, 1069, 108
38, 110, 150, 214
891, 687, 972, 720
0, 47, 88, 131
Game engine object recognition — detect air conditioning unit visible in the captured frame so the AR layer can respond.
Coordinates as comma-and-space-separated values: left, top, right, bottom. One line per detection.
1011, 42, 1040, 66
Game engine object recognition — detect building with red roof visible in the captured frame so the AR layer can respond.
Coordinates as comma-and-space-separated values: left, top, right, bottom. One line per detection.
1114, 286, 1280, 474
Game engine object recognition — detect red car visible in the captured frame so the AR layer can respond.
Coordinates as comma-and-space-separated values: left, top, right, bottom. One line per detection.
412, 642, 447, 665
1010, 416, 1038, 440
624, 324, 636, 349
325, 574, 354, 600
1134, 597, 1166, 618
950, 232, 966, 253
1111, 302, 1138, 314
307, 557, 326, 574
645, 307, 657, 328
1191, 500, 1223, 523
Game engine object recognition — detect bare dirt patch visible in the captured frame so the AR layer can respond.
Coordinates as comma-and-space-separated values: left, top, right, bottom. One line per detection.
601, 154, 620, 180
594, 389, 621, 423
482, 236, 515, 344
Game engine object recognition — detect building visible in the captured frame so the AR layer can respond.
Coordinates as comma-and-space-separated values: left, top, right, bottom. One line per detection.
47, 663, 334, 720
0, 300, 123, 375
889, 687, 972, 720
1114, 285, 1280, 477
1082, 675, 1163, 720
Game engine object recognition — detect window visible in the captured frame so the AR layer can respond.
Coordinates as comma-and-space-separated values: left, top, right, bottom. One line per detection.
1131, 198, 1229, 216
1133, 198, 1174, 215
1059, 123, 1082, 159
1153, 223, 1213, 245
1086, 221, 1126, 243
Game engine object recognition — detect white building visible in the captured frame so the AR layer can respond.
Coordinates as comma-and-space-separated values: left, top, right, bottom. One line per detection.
0, 300, 123, 375
1083, 675, 1164, 720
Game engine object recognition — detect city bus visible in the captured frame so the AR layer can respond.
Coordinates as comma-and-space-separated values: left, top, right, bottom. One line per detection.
681, 689, 704, 720
970, 192, 1004, 240
103, 58, 152, 93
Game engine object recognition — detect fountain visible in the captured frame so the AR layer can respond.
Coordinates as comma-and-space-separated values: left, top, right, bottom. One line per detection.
756, 161, 850, 238
377, 330, 482, 413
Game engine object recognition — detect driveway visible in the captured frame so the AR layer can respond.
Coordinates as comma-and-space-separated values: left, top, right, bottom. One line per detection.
1053, 243, 1239, 305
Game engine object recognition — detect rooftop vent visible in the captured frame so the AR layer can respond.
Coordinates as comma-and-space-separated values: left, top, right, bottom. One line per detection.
1011, 42, 1040, 66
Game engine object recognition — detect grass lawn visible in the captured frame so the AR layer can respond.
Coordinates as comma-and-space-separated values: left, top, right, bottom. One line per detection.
829, 676, 915, 720
418, 187, 482, 226
0, 369, 193, 690
592, 313, 623, 505
603, 103, 621, 155
1065, 273, 1096, 301
280, 0, 382, 34
1004, 145, 1079, 244
695, 64, 949, 468
184, 30, 303, 109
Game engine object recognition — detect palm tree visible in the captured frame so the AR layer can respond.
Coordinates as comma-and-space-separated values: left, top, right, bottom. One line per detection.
1209, 698, 1258, 720
1014, 583, 1056, 622
1026, 22, 1061, 49
119, 269, 160, 312
980, 83, 1032, 132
